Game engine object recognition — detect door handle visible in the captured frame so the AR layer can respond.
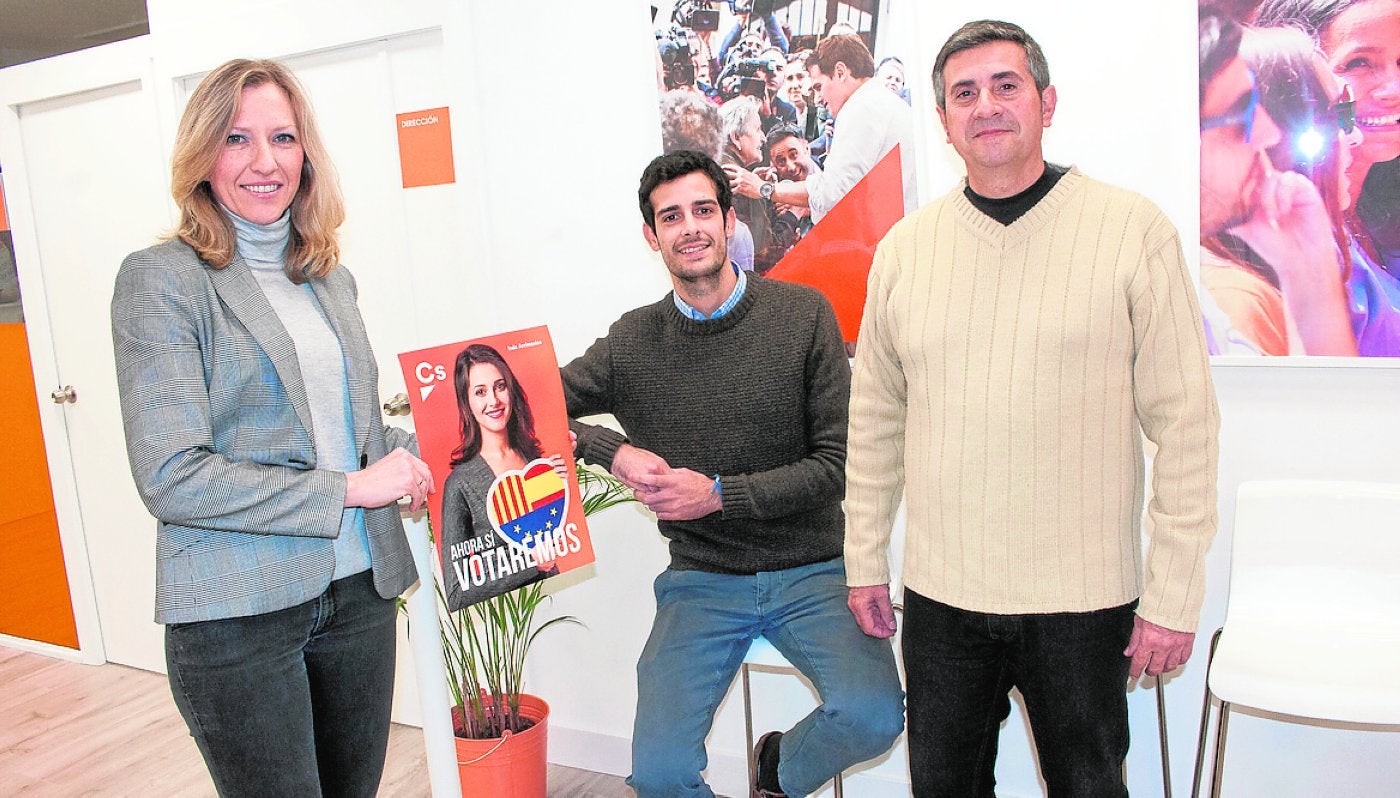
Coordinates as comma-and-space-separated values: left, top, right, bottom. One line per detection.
50, 385, 77, 404
382, 392, 411, 416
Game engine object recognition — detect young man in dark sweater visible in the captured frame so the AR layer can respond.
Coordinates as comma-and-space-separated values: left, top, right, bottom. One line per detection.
562, 150, 903, 798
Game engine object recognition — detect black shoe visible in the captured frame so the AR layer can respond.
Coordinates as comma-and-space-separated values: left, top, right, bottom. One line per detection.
751, 730, 787, 798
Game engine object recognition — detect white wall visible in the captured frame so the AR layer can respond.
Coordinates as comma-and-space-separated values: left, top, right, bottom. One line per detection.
3, 0, 1398, 796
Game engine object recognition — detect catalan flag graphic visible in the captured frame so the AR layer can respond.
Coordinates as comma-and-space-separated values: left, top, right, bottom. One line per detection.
487, 459, 569, 548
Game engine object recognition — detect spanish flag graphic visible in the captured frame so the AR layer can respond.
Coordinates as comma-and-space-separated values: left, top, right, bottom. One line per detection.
487, 459, 569, 549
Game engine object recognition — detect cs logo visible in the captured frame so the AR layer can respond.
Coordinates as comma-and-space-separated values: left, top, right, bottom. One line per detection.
415, 361, 447, 401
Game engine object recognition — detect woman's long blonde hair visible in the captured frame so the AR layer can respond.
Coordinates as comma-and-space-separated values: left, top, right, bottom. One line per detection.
169, 59, 344, 282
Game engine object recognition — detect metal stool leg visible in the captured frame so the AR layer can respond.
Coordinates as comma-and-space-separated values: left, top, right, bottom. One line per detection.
742, 659, 849, 796
743, 663, 757, 788
1208, 701, 1231, 798
1191, 629, 1224, 798
1156, 674, 1173, 798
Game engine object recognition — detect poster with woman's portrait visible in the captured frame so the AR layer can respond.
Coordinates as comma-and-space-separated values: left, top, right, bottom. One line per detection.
1198, 1, 1399, 359
398, 326, 594, 611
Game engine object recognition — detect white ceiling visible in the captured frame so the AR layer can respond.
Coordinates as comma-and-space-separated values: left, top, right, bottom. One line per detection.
0, 0, 148, 69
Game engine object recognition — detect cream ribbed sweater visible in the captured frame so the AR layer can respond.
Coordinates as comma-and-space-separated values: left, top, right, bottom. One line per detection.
844, 168, 1220, 632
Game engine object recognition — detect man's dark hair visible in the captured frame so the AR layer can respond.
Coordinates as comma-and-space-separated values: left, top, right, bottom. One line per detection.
638, 150, 733, 232
1253, 0, 1365, 41
806, 34, 875, 80
1198, 12, 1244, 107
764, 124, 804, 154
931, 20, 1050, 111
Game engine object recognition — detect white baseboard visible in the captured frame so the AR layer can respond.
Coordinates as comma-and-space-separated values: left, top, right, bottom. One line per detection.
548, 724, 631, 777
0, 634, 100, 663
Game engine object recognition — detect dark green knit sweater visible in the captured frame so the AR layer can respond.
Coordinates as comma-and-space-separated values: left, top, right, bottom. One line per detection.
562, 276, 850, 574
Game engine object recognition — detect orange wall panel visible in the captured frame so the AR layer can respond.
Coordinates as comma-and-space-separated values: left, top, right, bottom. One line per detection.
0, 323, 79, 648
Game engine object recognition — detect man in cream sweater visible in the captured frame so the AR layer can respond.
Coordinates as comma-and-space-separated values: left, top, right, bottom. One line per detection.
844, 20, 1219, 796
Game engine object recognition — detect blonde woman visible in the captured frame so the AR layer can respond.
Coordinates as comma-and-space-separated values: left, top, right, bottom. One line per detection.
111, 59, 429, 796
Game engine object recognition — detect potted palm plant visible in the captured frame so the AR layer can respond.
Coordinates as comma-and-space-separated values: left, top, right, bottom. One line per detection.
434, 463, 635, 797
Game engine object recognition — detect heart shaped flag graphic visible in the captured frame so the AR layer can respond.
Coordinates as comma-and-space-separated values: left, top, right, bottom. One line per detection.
486, 458, 570, 550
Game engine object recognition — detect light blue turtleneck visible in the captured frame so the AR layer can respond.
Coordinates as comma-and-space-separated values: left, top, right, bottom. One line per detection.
231, 210, 371, 579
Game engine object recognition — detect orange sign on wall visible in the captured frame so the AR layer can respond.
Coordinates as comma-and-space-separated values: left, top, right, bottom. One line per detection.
395, 107, 456, 188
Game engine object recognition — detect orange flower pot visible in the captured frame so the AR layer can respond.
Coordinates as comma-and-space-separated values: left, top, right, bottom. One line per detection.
453, 694, 550, 798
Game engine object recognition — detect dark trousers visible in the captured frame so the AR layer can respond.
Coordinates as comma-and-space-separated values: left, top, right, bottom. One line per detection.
165, 570, 397, 798
902, 589, 1135, 798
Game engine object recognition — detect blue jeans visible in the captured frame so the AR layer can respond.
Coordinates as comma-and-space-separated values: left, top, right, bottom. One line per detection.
901, 590, 1135, 798
164, 570, 397, 797
629, 558, 904, 797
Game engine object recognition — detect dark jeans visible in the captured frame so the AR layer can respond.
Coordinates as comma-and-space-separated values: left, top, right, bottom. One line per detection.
165, 571, 397, 798
902, 589, 1135, 798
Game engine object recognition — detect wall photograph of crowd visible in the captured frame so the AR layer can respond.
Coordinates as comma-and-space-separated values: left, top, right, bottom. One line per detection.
649, 0, 918, 345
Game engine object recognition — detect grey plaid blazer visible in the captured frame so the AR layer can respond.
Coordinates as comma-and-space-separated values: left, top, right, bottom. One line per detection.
112, 239, 417, 624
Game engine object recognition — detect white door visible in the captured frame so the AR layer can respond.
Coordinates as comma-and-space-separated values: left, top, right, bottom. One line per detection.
15, 74, 174, 671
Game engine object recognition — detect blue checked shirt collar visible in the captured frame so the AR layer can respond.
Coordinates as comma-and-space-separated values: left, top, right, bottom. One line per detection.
673, 264, 748, 321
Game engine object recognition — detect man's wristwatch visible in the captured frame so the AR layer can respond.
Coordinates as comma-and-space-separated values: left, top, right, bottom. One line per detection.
759, 181, 775, 201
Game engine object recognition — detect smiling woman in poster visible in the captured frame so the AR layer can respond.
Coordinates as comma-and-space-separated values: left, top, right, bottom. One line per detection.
440, 344, 560, 611
1254, 0, 1400, 355
111, 59, 432, 797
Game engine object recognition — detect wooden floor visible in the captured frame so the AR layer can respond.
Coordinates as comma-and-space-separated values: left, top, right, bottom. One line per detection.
0, 646, 632, 796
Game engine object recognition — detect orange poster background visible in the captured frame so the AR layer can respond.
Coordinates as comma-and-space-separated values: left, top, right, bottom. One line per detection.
0, 324, 79, 648
766, 147, 906, 343
397, 326, 593, 603
395, 107, 456, 188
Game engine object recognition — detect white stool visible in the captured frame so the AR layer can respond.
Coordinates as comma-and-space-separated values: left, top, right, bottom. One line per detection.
740, 637, 843, 797
1190, 481, 1400, 797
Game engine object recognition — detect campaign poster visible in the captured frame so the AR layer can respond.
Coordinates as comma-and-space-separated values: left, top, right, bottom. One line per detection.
398, 326, 594, 611
1197, 2, 1399, 359
648, 0, 917, 346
